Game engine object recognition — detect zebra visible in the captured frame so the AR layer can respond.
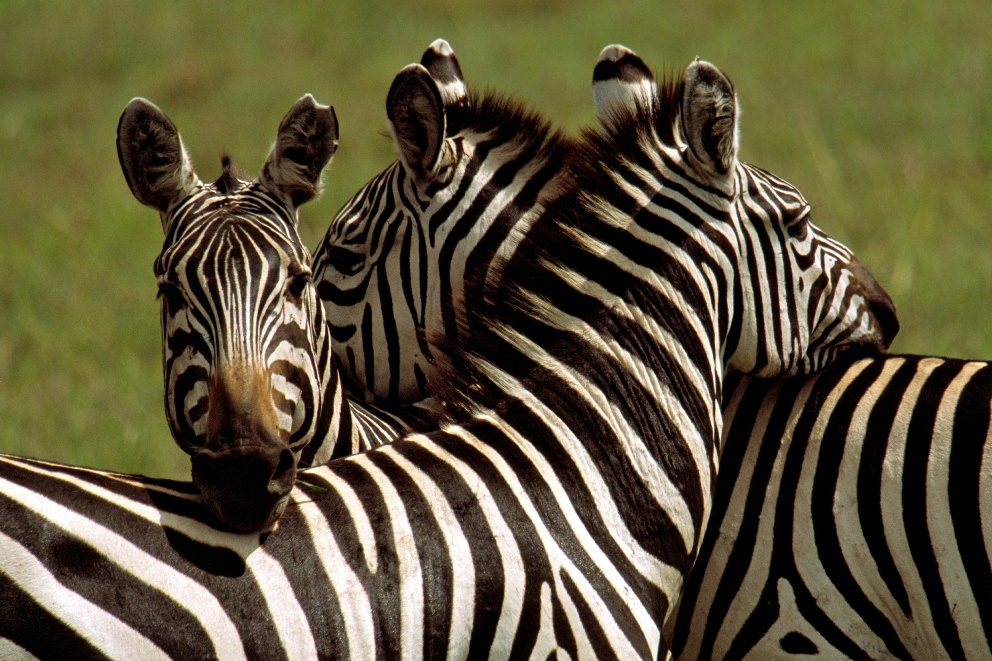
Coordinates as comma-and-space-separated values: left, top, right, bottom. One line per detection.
664, 356, 992, 659
333, 44, 992, 659
312, 38, 577, 406
316, 40, 898, 410
117, 95, 431, 533
0, 49, 896, 658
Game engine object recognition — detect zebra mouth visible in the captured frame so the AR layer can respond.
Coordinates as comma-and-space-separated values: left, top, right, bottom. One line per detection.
191, 443, 298, 533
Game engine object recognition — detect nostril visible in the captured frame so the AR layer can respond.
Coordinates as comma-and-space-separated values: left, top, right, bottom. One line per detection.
873, 299, 900, 349
269, 448, 297, 496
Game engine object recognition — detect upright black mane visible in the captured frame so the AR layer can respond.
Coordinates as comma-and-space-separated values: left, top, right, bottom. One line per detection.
435, 69, 707, 418
213, 155, 242, 195
453, 88, 576, 171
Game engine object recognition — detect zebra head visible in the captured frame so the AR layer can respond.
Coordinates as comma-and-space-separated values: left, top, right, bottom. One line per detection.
117, 95, 339, 532
591, 46, 898, 377
313, 38, 574, 405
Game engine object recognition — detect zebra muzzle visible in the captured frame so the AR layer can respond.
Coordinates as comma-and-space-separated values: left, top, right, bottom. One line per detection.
191, 443, 297, 533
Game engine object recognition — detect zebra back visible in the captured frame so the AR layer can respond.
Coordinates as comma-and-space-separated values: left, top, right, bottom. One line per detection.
668, 355, 992, 659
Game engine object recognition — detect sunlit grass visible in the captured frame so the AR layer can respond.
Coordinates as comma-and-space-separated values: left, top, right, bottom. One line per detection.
1, 1, 990, 478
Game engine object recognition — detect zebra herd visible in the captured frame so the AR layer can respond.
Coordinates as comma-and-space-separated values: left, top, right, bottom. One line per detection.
0, 39, 987, 660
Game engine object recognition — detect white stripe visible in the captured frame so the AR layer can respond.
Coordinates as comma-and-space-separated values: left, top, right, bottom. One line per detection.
348, 452, 425, 659
0, 531, 170, 660
3, 456, 260, 556
880, 358, 946, 646
926, 362, 987, 659
291, 486, 376, 660
245, 548, 319, 661
412, 429, 527, 660
378, 444, 476, 661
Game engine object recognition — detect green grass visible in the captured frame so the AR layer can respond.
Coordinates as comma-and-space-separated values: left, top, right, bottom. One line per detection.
2, 1, 991, 479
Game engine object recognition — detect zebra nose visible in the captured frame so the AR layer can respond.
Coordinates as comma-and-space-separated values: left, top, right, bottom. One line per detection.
191, 444, 297, 532
870, 294, 899, 350
847, 256, 899, 351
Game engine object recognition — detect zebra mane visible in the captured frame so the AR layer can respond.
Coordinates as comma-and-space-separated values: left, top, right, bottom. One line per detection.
213, 154, 243, 195
433, 69, 695, 417
455, 87, 576, 171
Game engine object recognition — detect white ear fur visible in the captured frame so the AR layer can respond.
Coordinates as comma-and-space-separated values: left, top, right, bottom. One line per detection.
680, 58, 739, 178
259, 94, 339, 210
117, 98, 199, 216
386, 63, 446, 181
592, 44, 656, 133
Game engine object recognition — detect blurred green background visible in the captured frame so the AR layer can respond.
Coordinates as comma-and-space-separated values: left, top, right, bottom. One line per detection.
1, 1, 990, 479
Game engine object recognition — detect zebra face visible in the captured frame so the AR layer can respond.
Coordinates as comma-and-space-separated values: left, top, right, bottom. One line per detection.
592, 46, 897, 379
118, 95, 339, 532
314, 39, 574, 406
154, 192, 319, 454
315, 161, 436, 404
728, 164, 899, 376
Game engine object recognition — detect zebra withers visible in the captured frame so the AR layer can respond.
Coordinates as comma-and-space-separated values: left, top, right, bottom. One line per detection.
313, 39, 577, 406
117, 96, 418, 533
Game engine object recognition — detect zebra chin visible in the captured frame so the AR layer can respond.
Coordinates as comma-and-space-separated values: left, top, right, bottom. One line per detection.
190, 442, 298, 533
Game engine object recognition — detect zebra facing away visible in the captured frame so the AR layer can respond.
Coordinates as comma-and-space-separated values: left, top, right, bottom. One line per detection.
0, 50, 895, 658
312, 39, 577, 406
116, 96, 428, 533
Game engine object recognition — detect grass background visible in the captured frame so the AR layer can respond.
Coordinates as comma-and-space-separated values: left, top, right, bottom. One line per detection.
1, 1, 990, 480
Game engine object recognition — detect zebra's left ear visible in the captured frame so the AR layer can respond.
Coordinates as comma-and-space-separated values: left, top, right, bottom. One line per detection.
592, 44, 656, 134
260, 94, 339, 210
387, 63, 446, 182
680, 59, 739, 179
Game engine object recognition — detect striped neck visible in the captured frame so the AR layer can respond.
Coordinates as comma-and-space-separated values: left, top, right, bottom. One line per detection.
315, 90, 576, 405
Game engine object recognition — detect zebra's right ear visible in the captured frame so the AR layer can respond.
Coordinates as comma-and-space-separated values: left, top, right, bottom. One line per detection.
420, 39, 468, 112
592, 44, 656, 134
387, 63, 446, 182
117, 98, 198, 216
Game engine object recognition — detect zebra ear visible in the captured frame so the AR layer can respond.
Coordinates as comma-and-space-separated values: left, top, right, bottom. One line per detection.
420, 39, 468, 111
387, 63, 446, 182
260, 94, 339, 209
592, 44, 656, 134
680, 59, 739, 178
117, 98, 198, 215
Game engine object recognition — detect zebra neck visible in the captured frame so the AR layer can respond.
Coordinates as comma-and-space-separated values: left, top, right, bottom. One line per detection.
297, 300, 369, 466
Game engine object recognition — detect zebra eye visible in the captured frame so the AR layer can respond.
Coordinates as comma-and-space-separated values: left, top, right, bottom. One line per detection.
327, 247, 366, 276
157, 281, 185, 311
787, 208, 811, 239
286, 272, 311, 299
